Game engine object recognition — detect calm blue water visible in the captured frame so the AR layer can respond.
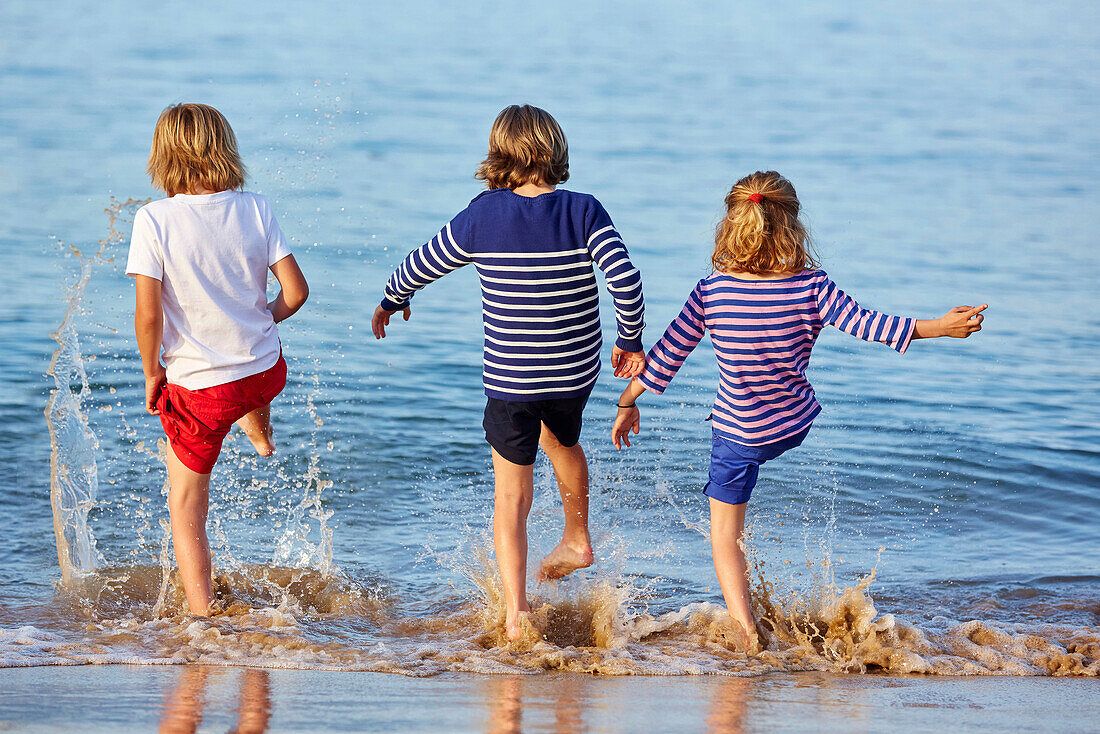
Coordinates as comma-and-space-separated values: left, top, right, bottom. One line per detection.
0, 1, 1097, 678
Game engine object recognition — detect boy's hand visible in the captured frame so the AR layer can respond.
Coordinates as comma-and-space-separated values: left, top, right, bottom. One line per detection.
144, 364, 166, 415
372, 305, 412, 339
612, 406, 640, 450
611, 346, 645, 379
938, 304, 987, 338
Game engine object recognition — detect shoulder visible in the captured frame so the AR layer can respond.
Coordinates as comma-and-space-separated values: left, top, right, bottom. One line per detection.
803, 268, 830, 285
237, 190, 271, 212
136, 196, 175, 221
563, 190, 602, 212
467, 187, 508, 208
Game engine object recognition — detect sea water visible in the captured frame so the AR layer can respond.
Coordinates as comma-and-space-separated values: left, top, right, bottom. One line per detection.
1, 1, 1098, 679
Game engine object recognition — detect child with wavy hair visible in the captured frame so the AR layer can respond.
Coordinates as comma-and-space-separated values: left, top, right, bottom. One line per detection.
373, 104, 646, 641
612, 171, 985, 651
127, 103, 309, 615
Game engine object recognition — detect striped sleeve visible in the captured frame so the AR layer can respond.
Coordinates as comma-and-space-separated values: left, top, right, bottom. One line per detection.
815, 273, 915, 354
586, 202, 645, 352
381, 210, 473, 311
636, 281, 706, 395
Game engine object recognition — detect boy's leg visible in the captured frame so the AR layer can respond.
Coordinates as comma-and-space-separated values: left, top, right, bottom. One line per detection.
536, 424, 594, 582
166, 442, 215, 615
708, 497, 758, 651
235, 404, 274, 457
491, 448, 535, 641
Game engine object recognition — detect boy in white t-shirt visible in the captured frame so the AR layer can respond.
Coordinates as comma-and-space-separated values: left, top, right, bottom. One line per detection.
126, 103, 309, 616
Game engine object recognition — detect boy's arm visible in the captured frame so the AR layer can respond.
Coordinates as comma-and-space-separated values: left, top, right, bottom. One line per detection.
134, 275, 165, 415
268, 254, 309, 323
587, 218, 646, 378
373, 219, 473, 339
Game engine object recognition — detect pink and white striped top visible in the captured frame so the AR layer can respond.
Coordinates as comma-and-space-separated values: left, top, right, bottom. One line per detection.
637, 269, 915, 446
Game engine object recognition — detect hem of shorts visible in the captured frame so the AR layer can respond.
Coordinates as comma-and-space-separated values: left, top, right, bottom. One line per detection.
483, 380, 598, 403
488, 446, 537, 467
166, 351, 282, 392
711, 404, 821, 447
703, 481, 751, 506
164, 436, 215, 475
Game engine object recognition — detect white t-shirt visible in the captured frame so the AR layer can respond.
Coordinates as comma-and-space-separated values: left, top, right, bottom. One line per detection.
126, 190, 292, 390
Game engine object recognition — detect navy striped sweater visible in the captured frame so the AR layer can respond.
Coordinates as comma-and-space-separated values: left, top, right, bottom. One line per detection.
380, 188, 645, 401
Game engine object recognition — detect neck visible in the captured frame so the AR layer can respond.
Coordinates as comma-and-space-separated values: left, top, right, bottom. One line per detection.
176, 185, 221, 196
511, 182, 556, 197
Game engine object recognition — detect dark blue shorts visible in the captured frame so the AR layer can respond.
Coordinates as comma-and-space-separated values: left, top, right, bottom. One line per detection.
483, 391, 591, 466
704, 427, 811, 506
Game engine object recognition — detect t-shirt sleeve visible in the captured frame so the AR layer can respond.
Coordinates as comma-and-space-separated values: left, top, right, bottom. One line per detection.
125, 208, 163, 281
260, 196, 293, 266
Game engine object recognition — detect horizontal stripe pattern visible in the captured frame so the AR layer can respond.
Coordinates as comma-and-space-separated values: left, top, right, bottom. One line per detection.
637, 270, 914, 445
381, 189, 645, 400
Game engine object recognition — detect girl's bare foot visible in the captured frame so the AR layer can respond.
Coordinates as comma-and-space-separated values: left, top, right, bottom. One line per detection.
536, 541, 594, 582
235, 407, 274, 457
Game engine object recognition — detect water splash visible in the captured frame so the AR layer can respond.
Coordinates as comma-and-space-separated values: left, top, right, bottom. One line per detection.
46, 198, 148, 583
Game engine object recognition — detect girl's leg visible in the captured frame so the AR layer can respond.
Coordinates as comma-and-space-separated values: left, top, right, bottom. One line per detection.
709, 496, 757, 650
491, 448, 536, 641
235, 404, 274, 457
166, 443, 214, 615
536, 424, 594, 582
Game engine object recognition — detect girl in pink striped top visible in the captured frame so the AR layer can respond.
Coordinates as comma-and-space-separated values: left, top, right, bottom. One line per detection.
612, 171, 986, 651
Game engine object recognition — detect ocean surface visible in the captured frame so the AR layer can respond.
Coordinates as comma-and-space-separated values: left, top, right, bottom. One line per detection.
1, 0, 1098, 706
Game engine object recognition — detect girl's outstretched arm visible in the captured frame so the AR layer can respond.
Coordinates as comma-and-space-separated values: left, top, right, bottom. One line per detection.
912, 304, 987, 339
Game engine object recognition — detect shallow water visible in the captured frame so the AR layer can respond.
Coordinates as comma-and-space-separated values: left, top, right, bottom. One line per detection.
1, 0, 1098, 685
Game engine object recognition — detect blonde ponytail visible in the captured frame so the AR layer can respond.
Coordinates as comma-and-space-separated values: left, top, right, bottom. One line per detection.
712, 171, 818, 275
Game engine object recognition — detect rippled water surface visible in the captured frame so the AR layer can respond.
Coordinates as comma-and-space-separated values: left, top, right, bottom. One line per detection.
1, 0, 1098, 688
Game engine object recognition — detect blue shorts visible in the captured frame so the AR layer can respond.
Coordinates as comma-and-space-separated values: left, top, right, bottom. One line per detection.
704, 427, 811, 506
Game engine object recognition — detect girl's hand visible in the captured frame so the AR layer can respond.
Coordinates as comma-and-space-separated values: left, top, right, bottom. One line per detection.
938, 304, 987, 338
145, 365, 166, 415
612, 405, 641, 450
372, 305, 412, 339
611, 346, 646, 379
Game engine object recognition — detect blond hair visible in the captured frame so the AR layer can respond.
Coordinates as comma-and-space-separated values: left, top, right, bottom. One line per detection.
475, 105, 569, 190
712, 171, 818, 275
147, 103, 246, 196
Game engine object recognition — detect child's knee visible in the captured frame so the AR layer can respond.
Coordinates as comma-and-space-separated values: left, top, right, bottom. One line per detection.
494, 486, 533, 514
168, 484, 209, 513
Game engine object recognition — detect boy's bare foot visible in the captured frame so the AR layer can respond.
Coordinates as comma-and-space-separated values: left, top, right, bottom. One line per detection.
536, 540, 594, 582
236, 409, 275, 457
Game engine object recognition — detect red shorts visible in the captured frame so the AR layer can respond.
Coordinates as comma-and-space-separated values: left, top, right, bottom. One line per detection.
156, 356, 287, 474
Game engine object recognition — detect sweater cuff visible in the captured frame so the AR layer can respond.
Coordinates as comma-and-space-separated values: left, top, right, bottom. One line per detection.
380, 296, 410, 312
615, 335, 643, 353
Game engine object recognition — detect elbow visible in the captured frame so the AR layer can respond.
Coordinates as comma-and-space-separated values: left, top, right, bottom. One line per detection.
134, 313, 160, 333
292, 283, 309, 310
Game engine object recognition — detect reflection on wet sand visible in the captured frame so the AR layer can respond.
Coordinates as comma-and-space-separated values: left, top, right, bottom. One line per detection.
705, 675, 751, 734
159, 667, 271, 734
484, 676, 585, 734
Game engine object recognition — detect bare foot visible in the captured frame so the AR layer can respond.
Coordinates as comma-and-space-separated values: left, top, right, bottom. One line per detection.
236, 409, 275, 457
506, 609, 534, 642
724, 618, 762, 654
536, 540, 594, 582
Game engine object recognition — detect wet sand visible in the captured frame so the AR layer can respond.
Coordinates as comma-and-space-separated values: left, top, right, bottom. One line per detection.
1, 666, 1095, 733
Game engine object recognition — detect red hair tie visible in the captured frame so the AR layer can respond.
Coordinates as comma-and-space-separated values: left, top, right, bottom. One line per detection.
748, 193, 764, 204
